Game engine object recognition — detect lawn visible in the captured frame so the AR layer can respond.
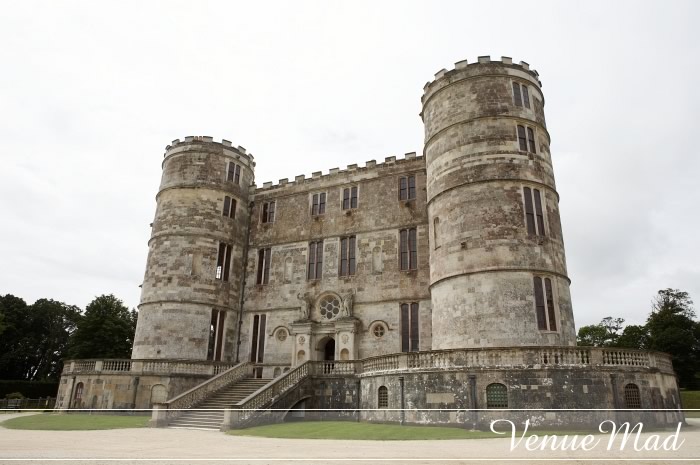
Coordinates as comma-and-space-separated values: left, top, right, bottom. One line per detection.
1, 413, 149, 430
229, 421, 519, 440
682, 390, 700, 418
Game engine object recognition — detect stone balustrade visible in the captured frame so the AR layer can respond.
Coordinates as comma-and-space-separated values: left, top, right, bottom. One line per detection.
61, 359, 238, 377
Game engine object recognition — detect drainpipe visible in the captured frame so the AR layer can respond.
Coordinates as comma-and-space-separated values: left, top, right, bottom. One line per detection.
399, 376, 405, 425
235, 200, 254, 363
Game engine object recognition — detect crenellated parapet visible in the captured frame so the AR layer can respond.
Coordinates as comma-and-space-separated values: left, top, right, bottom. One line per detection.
163, 136, 256, 172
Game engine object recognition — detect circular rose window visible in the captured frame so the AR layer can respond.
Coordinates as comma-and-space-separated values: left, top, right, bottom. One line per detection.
319, 295, 341, 320
373, 324, 386, 338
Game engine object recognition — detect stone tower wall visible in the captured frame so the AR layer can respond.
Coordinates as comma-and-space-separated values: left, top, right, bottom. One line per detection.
421, 57, 576, 349
132, 137, 254, 360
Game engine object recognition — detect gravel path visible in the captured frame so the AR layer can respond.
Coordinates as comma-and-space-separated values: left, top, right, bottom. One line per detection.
1, 414, 697, 464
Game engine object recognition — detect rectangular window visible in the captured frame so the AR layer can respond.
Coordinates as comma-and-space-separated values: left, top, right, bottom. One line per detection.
534, 276, 557, 331
517, 125, 528, 151
250, 314, 266, 363
522, 85, 531, 109
307, 241, 323, 280
222, 196, 236, 218
216, 243, 232, 281
523, 187, 546, 236
227, 162, 241, 184
513, 82, 522, 107
400, 303, 420, 352
207, 309, 225, 361
343, 186, 358, 209
399, 228, 418, 270
527, 127, 536, 153
256, 248, 271, 285
261, 201, 276, 223
312, 193, 326, 216
399, 175, 416, 200
339, 236, 356, 277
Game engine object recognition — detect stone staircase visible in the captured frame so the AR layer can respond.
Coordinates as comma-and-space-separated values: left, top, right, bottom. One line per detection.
168, 377, 271, 430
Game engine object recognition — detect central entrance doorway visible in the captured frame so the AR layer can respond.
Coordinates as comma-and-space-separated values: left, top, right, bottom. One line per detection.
323, 338, 335, 361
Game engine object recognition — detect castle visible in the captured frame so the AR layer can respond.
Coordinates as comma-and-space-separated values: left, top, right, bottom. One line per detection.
56, 56, 682, 430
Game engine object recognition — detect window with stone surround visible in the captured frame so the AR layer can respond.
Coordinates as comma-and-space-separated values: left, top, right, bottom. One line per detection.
517, 125, 537, 153
533, 276, 557, 331
399, 228, 418, 270
399, 175, 416, 200
372, 322, 386, 338
624, 383, 641, 409
207, 309, 225, 361
486, 383, 508, 408
216, 242, 232, 281
339, 236, 356, 277
226, 162, 241, 184
256, 248, 271, 285
400, 302, 419, 352
250, 314, 266, 363
523, 187, 546, 236
311, 192, 326, 216
261, 201, 276, 223
512, 82, 531, 108
222, 196, 236, 219
307, 241, 323, 280
342, 186, 358, 210
378, 386, 388, 408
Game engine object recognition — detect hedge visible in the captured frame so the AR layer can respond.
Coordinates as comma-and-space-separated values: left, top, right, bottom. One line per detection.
0, 381, 59, 399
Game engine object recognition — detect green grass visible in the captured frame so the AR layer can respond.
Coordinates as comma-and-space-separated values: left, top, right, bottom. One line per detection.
228, 420, 547, 440
1, 413, 149, 430
682, 390, 700, 418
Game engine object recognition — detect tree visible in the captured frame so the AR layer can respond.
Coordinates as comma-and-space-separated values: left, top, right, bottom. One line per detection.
616, 324, 648, 349
67, 295, 137, 359
576, 316, 624, 347
645, 289, 700, 388
0, 295, 80, 381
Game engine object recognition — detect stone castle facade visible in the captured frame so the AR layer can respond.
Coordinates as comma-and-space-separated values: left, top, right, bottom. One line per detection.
56, 57, 682, 430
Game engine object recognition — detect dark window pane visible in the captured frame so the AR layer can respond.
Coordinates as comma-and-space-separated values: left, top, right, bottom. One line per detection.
512, 82, 522, 107
527, 127, 536, 153
351, 186, 358, 208
533, 189, 545, 236
319, 193, 326, 214
523, 187, 536, 235
340, 238, 348, 276
268, 201, 275, 222
400, 229, 408, 270
486, 383, 508, 408
316, 241, 323, 279
223, 196, 231, 217
230, 199, 236, 219
517, 125, 527, 151
624, 384, 641, 409
257, 249, 265, 284
522, 86, 530, 109
234, 164, 241, 184
263, 248, 270, 284
257, 314, 266, 363
399, 177, 407, 200
250, 315, 259, 362
308, 243, 316, 279
400, 304, 409, 352
216, 243, 226, 280
223, 244, 232, 281
227, 163, 235, 182
408, 176, 416, 199
410, 303, 419, 351
534, 277, 547, 330
545, 278, 556, 331
409, 228, 417, 270
343, 188, 350, 209
349, 236, 356, 275
378, 386, 388, 408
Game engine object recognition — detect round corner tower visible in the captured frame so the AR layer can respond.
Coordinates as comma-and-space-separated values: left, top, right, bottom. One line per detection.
422, 56, 576, 349
132, 136, 255, 361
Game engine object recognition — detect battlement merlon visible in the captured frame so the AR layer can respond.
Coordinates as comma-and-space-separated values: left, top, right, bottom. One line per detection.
252, 152, 424, 195
163, 136, 256, 171
421, 56, 543, 106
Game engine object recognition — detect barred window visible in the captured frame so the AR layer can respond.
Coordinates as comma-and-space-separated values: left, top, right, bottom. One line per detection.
256, 248, 271, 285
312, 193, 326, 216
400, 303, 419, 352
222, 196, 236, 218
523, 187, 545, 236
378, 386, 388, 408
399, 228, 417, 270
307, 241, 323, 280
399, 175, 416, 200
339, 236, 356, 277
486, 383, 508, 408
624, 383, 641, 409
216, 243, 232, 282
343, 186, 358, 209
262, 201, 276, 223
533, 276, 557, 331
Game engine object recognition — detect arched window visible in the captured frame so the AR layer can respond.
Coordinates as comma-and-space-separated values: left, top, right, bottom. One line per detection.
73, 382, 84, 408
624, 383, 641, 409
378, 386, 388, 408
486, 383, 508, 408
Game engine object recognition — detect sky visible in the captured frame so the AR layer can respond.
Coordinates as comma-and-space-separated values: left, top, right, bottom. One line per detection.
0, 0, 698, 328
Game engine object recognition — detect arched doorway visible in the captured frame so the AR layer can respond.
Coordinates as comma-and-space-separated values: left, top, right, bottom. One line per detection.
324, 338, 335, 361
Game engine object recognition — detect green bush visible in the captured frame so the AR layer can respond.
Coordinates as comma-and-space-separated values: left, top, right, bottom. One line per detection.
5, 392, 24, 399
0, 380, 59, 398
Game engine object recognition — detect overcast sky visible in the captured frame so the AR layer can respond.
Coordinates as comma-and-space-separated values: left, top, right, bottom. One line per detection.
1, 0, 697, 328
